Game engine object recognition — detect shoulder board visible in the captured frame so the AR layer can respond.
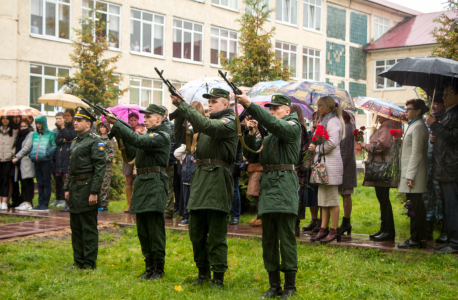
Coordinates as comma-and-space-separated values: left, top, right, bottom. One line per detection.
89, 133, 101, 139
155, 131, 171, 140
287, 121, 298, 126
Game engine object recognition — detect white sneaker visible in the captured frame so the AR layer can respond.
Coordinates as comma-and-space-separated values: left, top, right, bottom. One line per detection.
56, 200, 66, 207
50, 200, 59, 206
17, 203, 32, 211
0, 202, 8, 210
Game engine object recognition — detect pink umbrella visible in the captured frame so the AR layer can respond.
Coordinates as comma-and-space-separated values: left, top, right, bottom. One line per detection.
101, 104, 146, 125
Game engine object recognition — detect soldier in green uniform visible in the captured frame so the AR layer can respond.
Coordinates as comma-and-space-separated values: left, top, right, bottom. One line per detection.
105, 104, 172, 280
236, 94, 301, 299
64, 106, 106, 270
170, 88, 238, 287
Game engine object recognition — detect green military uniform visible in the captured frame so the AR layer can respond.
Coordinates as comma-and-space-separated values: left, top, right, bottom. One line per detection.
63, 106, 106, 270
242, 94, 301, 298
174, 88, 238, 285
111, 104, 171, 280
100, 136, 116, 209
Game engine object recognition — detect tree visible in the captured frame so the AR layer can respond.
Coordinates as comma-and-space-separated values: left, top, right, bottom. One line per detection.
220, 0, 291, 87
432, 0, 458, 60
59, 13, 127, 107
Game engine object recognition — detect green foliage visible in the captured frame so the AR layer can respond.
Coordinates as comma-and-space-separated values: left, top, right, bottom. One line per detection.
58, 11, 127, 108
220, 0, 291, 87
432, 0, 458, 60
109, 147, 126, 200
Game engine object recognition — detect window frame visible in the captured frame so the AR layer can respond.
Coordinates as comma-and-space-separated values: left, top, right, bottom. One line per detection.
82, 0, 122, 51
129, 76, 164, 107
275, 0, 298, 27
374, 16, 389, 40
210, 26, 238, 67
172, 18, 204, 64
374, 58, 405, 91
30, 0, 72, 42
275, 41, 298, 79
129, 8, 166, 59
302, 47, 321, 81
29, 63, 71, 116
211, 0, 239, 12
302, 0, 322, 33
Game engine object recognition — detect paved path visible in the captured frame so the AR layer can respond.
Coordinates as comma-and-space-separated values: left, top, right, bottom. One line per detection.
0, 209, 444, 254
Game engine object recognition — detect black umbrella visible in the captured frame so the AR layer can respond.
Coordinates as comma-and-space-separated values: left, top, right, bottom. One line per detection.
378, 57, 458, 102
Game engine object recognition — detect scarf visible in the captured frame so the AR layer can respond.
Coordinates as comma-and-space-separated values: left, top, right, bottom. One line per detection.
320, 111, 337, 129
15, 129, 30, 155
408, 115, 422, 126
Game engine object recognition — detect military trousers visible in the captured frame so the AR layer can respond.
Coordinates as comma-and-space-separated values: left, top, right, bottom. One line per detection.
70, 209, 99, 269
136, 211, 166, 262
261, 213, 298, 274
164, 166, 175, 218
189, 209, 228, 273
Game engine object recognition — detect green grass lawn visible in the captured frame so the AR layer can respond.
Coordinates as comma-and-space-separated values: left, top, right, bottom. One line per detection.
1, 226, 457, 299
0, 215, 40, 225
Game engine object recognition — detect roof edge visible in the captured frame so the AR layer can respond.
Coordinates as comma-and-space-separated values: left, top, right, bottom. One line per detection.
364, 0, 421, 16
365, 43, 436, 51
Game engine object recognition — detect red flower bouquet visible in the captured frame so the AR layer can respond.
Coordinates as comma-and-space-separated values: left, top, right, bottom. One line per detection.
389, 129, 403, 138
353, 126, 367, 157
303, 125, 329, 166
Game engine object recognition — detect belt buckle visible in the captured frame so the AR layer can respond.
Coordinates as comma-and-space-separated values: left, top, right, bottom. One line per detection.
280, 164, 286, 172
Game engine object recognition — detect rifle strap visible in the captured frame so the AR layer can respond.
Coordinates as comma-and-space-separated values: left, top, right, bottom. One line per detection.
235, 101, 264, 154
185, 121, 198, 155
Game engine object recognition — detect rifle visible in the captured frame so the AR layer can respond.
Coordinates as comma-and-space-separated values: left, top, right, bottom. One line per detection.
218, 71, 265, 154
154, 68, 197, 154
81, 98, 134, 164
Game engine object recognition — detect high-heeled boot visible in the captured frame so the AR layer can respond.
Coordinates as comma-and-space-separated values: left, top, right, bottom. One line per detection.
302, 219, 319, 232
339, 217, 352, 236
310, 227, 329, 242
312, 219, 321, 233
320, 228, 341, 243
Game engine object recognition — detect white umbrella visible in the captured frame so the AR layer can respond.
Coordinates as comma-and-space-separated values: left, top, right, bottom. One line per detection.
38, 93, 89, 109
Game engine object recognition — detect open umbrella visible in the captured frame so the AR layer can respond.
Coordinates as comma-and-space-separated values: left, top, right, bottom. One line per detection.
101, 104, 146, 124
378, 57, 458, 100
0, 105, 42, 116
178, 77, 234, 105
354, 96, 407, 124
279, 80, 355, 110
246, 80, 289, 97
38, 93, 89, 109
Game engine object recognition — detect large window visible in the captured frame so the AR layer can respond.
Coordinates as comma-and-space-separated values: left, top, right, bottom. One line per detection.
374, 16, 389, 40
173, 19, 203, 63
211, 0, 238, 11
129, 77, 163, 107
276, 41, 297, 78
30, 64, 70, 114
82, 0, 121, 49
130, 9, 165, 56
375, 59, 403, 89
246, 0, 269, 16
303, 0, 321, 31
302, 47, 321, 81
30, 0, 71, 40
211, 27, 237, 66
276, 0, 297, 26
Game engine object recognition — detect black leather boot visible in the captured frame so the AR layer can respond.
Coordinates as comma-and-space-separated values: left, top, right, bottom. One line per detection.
192, 266, 211, 286
281, 273, 296, 299
149, 260, 164, 280
373, 232, 395, 241
369, 229, 383, 239
260, 272, 283, 298
312, 219, 321, 233
302, 219, 318, 232
436, 224, 448, 243
339, 217, 352, 236
211, 272, 224, 288
139, 258, 155, 279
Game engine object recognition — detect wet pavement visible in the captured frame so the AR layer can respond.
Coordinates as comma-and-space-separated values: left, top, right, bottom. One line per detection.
0, 209, 445, 254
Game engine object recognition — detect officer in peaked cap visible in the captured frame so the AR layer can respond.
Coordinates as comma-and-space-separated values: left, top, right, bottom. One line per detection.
64, 106, 106, 270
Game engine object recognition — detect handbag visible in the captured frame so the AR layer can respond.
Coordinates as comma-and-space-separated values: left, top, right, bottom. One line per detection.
310, 145, 329, 185
364, 145, 393, 182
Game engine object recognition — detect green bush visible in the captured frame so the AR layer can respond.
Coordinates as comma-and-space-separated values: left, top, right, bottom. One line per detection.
109, 147, 126, 200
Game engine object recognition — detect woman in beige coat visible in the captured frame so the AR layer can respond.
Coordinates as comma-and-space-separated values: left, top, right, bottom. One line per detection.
396, 99, 429, 249
361, 117, 402, 241
0, 116, 17, 210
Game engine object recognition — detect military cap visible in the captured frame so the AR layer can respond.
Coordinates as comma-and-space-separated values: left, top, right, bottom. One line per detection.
265, 94, 291, 107
203, 88, 230, 101
139, 104, 166, 117
74, 106, 97, 122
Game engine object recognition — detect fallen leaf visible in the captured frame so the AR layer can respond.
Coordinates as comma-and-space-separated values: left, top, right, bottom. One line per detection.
118, 255, 121, 257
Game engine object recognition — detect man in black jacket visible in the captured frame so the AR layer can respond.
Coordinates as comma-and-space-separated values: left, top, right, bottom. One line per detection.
427, 84, 458, 254
162, 106, 180, 219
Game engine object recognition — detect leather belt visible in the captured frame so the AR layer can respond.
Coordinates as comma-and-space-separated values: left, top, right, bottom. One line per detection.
137, 166, 165, 174
262, 164, 295, 173
196, 159, 231, 169
70, 172, 94, 182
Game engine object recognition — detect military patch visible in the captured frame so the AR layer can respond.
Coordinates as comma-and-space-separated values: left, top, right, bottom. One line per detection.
287, 121, 297, 126
149, 133, 159, 137
221, 118, 231, 123
98, 142, 105, 151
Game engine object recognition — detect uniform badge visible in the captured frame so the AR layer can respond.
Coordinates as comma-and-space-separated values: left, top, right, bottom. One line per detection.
221, 118, 230, 123
98, 142, 105, 151
287, 121, 296, 126
149, 133, 158, 137
272, 96, 276, 100
211, 89, 214, 93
